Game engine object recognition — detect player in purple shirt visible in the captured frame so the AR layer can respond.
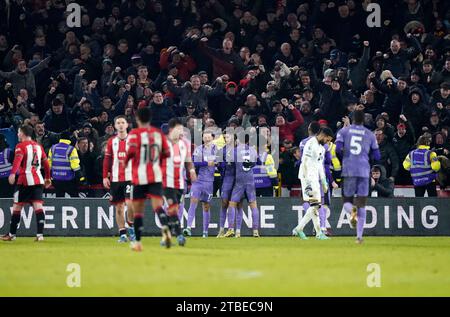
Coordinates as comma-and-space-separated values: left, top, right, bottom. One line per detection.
335, 110, 381, 243
183, 130, 217, 238
228, 140, 261, 237
217, 132, 237, 237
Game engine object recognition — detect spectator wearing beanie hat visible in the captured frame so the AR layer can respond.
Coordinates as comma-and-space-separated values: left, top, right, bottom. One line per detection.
79, 121, 99, 149
403, 88, 430, 137
375, 114, 395, 141
98, 121, 115, 146
127, 54, 143, 76
3, 0, 450, 193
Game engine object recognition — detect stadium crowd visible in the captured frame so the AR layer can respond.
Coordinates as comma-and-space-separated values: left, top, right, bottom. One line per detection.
0, 0, 450, 197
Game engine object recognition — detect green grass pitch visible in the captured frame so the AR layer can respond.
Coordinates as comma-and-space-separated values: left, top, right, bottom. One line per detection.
1, 236, 449, 297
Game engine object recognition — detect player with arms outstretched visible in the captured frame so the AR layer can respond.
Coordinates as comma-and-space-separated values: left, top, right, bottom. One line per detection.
293, 127, 334, 240
103, 115, 135, 243
1, 125, 51, 242
335, 110, 380, 244
162, 118, 197, 246
125, 108, 171, 251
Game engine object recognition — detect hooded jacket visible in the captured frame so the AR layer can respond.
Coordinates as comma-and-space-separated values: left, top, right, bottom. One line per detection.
402, 88, 429, 136
371, 77, 408, 122
370, 164, 394, 197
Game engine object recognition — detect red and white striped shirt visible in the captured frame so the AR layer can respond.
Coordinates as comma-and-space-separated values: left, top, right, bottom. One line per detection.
103, 135, 132, 182
162, 137, 191, 189
126, 127, 170, 185
11, 140, 50, 186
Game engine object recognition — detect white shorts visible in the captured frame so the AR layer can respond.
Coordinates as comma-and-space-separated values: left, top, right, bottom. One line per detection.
300, 178, 321, 203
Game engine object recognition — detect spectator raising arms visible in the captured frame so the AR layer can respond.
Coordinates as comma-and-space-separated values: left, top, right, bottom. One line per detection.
0, 0, 449, 193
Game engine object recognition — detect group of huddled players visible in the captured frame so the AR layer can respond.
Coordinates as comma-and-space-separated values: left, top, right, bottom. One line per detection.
1, 108, 378, 247
1, 107, 264, 250
103, 107, 264, 251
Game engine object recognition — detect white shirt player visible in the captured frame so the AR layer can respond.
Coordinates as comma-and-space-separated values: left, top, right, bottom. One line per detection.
298, 137, 327, 202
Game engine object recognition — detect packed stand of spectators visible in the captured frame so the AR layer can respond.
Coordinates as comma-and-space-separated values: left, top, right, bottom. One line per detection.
1, 0, 450, 194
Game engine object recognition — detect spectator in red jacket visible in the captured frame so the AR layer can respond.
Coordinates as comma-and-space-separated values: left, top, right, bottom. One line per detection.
275, 104, 304, 142
159, 47, 196, 82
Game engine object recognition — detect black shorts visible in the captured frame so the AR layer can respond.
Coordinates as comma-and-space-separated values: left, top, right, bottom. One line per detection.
130, 182, 163, 201
164, 188, 184, 206
110, 181, 131, 204
13, 185, 44, 205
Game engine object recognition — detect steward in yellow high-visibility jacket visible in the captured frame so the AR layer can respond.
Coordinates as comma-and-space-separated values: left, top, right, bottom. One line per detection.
328, 141, 342, 183
253, 146, 279, 197
48, 137, 85, 197
403, 135, 440, 197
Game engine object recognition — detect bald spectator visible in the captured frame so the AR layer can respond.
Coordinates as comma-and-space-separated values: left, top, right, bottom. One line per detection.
0, 0, 448, 194
382, 34, 422, 78
273, 43, 296, 67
